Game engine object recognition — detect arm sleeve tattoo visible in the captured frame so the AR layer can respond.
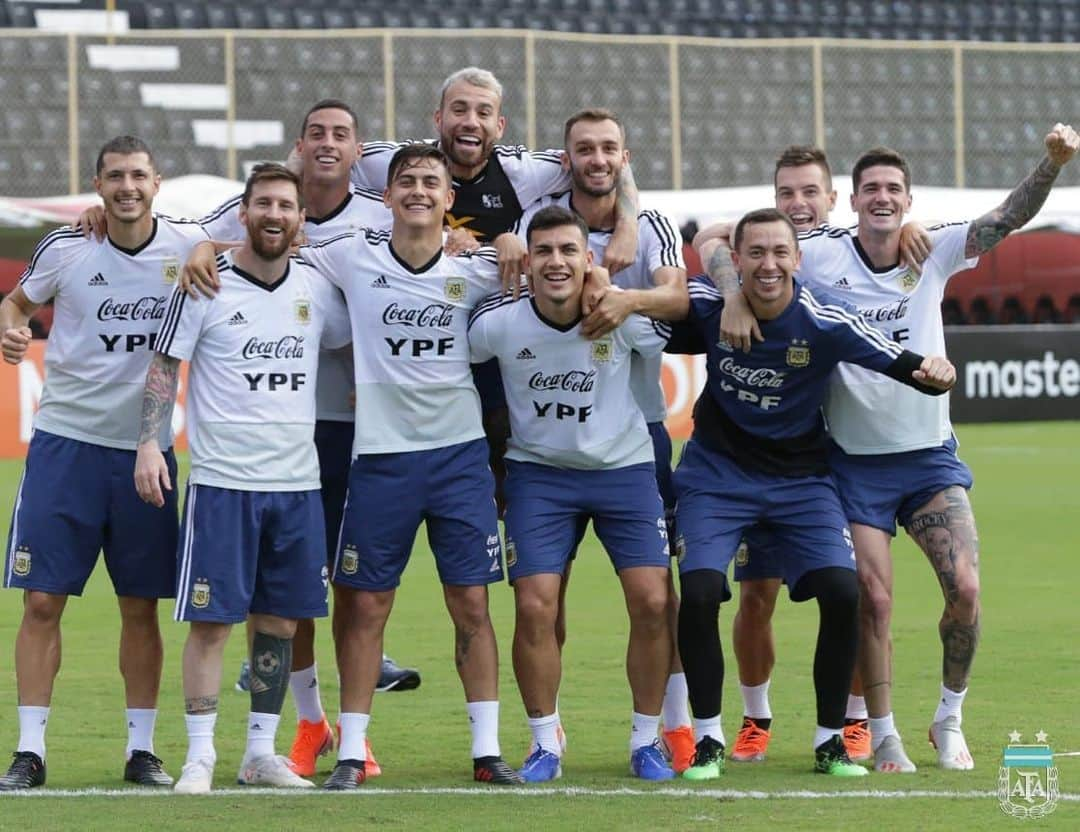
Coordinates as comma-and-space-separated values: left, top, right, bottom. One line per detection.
965, 155, 1061, 257
705, 243, 740, 295
139, 352, 181, 445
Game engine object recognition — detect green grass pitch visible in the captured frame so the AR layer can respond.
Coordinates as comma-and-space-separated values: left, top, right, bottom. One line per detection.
0, 422, 1076, 830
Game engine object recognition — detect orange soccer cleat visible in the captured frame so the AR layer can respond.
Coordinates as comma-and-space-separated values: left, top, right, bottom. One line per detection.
730, 716, 772, 762
661, 725, 696, 773
288, 717, 334, 777
843, 718, 872, 763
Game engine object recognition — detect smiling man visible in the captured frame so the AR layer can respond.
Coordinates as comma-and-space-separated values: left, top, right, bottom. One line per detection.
0, 136, 209, 791
665, 208, 957, 780
469, 206, 677, 783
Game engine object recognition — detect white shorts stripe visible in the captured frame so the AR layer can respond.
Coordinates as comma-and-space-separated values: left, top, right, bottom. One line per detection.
4, 469, 27, 588
173, 484, 198, 620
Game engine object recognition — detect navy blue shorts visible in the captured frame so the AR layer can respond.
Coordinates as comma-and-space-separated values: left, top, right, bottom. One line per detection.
315, 419, 354, 564
332, 438, 503, 591
5, 430, 177, 598
174, 484, 328, 623
731, 527, 785, 583
648, 421, 677, 539
503, 460, 670, 582
673, 440, 855, 602
829, 437, 974, 535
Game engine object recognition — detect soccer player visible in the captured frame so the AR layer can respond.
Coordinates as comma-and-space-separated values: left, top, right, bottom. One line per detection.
668, 208, 956, 779
0, 136, 209, 790
135, 164, 351, 793
470, 206, 678, 782
297, 144, 522, 789
194, 99, 412, 778
504, 109, 695, 771
705, 123, 1079, 772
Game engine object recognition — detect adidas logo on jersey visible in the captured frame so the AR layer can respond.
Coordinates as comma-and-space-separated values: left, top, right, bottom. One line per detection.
833, 277, 852, 289
370, 275, 390, 288
516, 348, 536, 360
228, 311, 248, 326
88, 273, 108, 286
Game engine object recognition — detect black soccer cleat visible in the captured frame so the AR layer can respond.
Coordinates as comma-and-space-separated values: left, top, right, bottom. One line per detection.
375, 656, 421, 692
0, 751, 46, 791
473, 755, 524, 785
124, 750, 174, 786
323, 759, 366, 790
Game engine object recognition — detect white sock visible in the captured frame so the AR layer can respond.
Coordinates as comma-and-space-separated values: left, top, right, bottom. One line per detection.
16, 706, 49, 759
740, 680, 772, 719
289, 664, 324, 724
845, 695, 868, 720
184, 712, 217, 764
467, 700, 501, 759
630, 712, 662, 752
869, 713, 898, 751
691, 715, 725, 748
662, 673, 691, 729
125, 708, 157, 757
527, 713, 561, 756
338, 712, 369, 762
814, 725, 842, 750
933, 685, 967, 724
245, 712, 280, 759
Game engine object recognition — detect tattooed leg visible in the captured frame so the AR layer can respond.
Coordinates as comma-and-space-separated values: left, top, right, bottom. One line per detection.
851, 524, 895, 718
444, 584, 499, 702
248, 616, 297, 716
905, 487, 981, 692
182, 621, 232, 711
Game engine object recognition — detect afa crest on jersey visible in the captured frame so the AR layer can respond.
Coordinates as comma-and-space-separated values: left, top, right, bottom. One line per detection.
591, 338, 613, 364
444, 277, 466, 302
162, 258, 180, 284
294, 299, 312, 325
191, 578, 211, 609
786, 339, 811, 367
12, 546, 31, 576
897, 268, 920, 294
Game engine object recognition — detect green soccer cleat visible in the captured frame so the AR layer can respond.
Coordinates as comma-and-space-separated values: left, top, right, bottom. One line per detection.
682, 736, 725, 780
814, 734, 869, 777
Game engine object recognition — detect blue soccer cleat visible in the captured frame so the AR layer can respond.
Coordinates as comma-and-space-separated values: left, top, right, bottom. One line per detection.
519, 748, 562, 783
630, 741, 676, 781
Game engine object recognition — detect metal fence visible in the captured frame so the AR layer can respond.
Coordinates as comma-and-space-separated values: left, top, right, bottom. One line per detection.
1, 27, 1078, 197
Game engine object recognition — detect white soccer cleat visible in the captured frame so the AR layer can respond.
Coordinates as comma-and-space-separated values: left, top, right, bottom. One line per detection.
929, 716, 974, 770
174, 757, 215, 794
873, 734, 917, 773
237, 753, 316, 788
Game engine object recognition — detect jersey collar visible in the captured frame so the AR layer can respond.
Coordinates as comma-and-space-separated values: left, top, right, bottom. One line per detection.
852, 236, 901, 274
530, 297, 581, 332
388, 241, 442, 274
230, 255, 291, 292
306, 191, 353, 226
107, 217, 157, 257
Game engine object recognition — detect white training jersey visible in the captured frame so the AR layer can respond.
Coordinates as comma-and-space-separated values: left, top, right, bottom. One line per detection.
156, 251, 350, 491
514, 192, 684, 422
199, 185, 391, 422
797, 222, 976, 454
18, 216, 210, 450
469, 293, 670, 470
299, 229, 502, 455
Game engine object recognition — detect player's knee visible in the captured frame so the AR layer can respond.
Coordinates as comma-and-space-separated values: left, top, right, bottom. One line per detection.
22, 592, 65, 626
679, 569, 728, 616
737, 583, 778, 625
514, 587, 558, 631
626, 584, 669, 628
117, 595, 159, 627
446, 589, 492, 632
950, 572, 980, 619
856, 569, 892, 621
188, 620, 231, 649
802, 566, 859, 613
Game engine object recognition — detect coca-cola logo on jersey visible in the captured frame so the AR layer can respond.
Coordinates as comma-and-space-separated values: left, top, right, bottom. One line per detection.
96, 296, 166, 322
859, 296, 909, 323
717, 357, 785, 388
381, 302, 454, 328
241, 335, 305, 360
528, 369, 596, 393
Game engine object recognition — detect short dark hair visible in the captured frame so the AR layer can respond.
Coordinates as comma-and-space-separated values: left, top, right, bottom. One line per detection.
242, 162, 303, 210
852, 146, 911, 191
774, 145, 832, 190
386, 142, 451, 188
300, 99, 359, 138
526, 205, 589, 247
95, 135, 155, 175
563, 108, 626, 147
732, 208, 798, 252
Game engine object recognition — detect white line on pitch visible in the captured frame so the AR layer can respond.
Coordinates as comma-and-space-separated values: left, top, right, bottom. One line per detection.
3, 787, 1079, 800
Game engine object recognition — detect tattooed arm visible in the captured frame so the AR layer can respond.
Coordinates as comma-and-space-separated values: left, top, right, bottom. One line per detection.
700, 238, 762, 353
134, 352, 181, 508
602, 164, 641, 276
965, 122, 1079, 257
